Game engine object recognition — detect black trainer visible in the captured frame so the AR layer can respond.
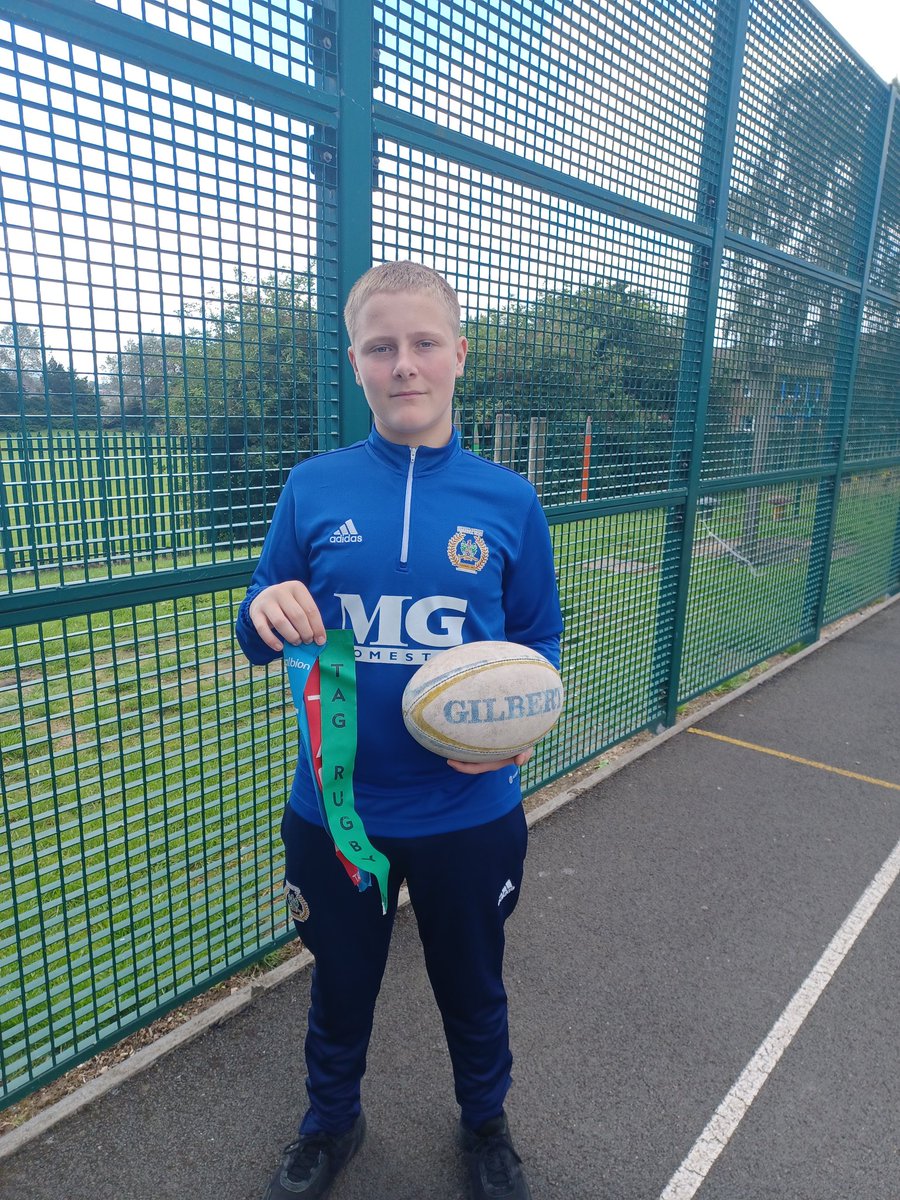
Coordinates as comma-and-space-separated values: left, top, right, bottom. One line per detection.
459, 1112, 533, 1200
263, 1112, 366, 1199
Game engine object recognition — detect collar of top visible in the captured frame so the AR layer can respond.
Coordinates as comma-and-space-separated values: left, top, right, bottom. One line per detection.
365, 424, 462, 474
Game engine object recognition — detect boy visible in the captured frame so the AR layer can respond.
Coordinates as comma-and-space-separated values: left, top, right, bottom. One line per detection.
236, 261, 563, 1200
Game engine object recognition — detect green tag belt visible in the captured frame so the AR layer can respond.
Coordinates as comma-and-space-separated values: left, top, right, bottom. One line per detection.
285, 630, 391, 914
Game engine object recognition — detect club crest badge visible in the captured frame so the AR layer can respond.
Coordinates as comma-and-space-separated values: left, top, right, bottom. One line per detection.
284, 881, 310, 922
447, 526, 489, 573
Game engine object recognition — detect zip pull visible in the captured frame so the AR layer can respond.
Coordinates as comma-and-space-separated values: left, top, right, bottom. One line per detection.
400, 446, 417, 566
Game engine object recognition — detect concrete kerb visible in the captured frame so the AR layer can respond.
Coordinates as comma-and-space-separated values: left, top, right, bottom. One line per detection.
2, 591, 897, 1162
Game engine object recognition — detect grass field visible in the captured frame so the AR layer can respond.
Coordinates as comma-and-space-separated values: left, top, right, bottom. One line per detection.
0, 432, 207, 582
1, 449, 898, 1105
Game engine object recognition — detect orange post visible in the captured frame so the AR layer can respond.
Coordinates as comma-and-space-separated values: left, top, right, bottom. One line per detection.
580, 416, 592, 502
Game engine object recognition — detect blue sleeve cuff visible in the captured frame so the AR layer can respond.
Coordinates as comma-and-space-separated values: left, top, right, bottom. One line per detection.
235, 585, 283, 666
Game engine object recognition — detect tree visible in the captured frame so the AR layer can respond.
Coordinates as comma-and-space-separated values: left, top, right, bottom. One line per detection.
0, 324, 42, 430
463, 283, 676, 413
728, 57, 877, 275
99, 334, 169, 430
723, 57, 884, 382
714, 57, 888, 542
458, 280, 682, 496
42, 357, 99, 423
0, 323, 42, 375
0, 369, 18, 424
100, 273, 319, 542
0, 325, 98, 430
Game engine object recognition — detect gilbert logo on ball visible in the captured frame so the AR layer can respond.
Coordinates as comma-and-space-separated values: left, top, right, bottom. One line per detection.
401, 641, 564, 762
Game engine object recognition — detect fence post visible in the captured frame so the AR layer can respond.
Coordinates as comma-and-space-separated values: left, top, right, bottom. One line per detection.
493, 412, 518, 469
527, 416, 547, 502
801, 85, 897, 634
0, 433, 16, 580
579, 416, 592, 502
651, 0, 751, 728
337, 0, 377, 446
890, 496, 900, 595
309, 0, 374, 452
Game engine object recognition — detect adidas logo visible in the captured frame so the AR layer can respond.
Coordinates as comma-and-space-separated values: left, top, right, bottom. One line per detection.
329, 518, 362, 544
497, 879, 516, 906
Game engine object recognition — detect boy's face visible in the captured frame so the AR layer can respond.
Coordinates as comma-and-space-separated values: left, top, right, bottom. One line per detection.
348, 289, 467, 448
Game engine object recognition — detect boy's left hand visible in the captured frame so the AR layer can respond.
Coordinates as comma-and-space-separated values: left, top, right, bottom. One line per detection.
446, 748, 534, 775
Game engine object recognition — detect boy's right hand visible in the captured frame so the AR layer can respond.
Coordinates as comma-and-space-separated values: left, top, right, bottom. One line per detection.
248, 581, 327, 651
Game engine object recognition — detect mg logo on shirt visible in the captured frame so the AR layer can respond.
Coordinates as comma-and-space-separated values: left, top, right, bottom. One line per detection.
335, 593, 468, 664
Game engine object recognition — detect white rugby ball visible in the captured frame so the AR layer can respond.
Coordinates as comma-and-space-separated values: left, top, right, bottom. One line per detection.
401, 640, 564, 762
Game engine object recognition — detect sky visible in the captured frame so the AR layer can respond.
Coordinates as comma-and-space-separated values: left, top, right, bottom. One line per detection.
810, 0, 900, 84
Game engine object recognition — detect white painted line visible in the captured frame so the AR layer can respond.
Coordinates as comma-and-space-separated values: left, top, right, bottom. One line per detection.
659, 826, 900, 1199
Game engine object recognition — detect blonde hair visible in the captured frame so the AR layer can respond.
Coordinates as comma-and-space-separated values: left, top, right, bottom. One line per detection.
343, 261, 461, 343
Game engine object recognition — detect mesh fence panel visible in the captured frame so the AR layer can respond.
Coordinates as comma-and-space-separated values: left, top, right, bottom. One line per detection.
824, 468, 900, 622
728, 0, 885, 274
679, 480, 823, 701
375, 0, 724, 222
89, 0, 322, 83
534, 505, 676, 780
374, 143, 695, 504
0, 590, 293, 1096
0, 431, 196, 577
869, 91, 900, 296
0, 19, 331, 588
846, 299, 900, 463
704, 250, 857, 479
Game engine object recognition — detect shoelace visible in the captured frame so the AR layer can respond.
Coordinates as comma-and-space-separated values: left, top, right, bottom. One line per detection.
284, 1134, 330, 1181
476, 1133, 522, 1189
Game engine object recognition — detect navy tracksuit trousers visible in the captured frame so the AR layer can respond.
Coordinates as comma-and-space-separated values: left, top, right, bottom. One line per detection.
280, 803, 528, 1136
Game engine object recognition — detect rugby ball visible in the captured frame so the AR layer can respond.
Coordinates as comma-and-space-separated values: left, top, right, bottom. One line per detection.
401, 641, 564, 762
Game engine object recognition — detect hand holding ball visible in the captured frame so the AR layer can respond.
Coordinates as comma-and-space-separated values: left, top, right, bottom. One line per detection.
401, 641, 564, 763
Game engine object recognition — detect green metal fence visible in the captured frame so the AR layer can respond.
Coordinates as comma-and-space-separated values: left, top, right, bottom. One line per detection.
1, 0, 898, 1108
